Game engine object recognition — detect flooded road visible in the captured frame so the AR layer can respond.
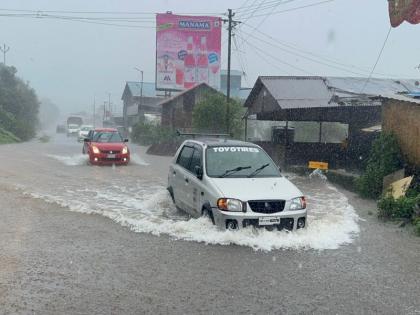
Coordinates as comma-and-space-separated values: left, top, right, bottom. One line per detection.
1, 134, 419, 314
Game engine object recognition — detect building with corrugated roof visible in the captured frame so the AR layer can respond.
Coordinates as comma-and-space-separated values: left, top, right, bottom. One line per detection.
244, 76, 420, 168
121, 82, 166, 129
160, 83, 224, 131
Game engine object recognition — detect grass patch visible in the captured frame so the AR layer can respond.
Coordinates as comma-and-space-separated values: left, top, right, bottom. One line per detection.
0, 127, 20, 144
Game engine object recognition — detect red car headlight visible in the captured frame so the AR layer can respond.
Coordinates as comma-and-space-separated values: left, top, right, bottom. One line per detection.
92, 146, 100, 154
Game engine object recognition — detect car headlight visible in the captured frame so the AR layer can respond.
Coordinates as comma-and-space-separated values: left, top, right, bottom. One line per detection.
122, 146, 128, 154
92, 146, 100, 154
289, 197, 306, 210
217, 198, 243, 212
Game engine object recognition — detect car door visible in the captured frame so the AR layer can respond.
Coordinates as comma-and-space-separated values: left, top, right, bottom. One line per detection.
183, 146, 206, 216
84, 130, 93, 153
171, 144, 194, 214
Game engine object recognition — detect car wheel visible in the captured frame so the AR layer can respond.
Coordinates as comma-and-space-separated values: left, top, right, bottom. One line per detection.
202, 207, 215, 225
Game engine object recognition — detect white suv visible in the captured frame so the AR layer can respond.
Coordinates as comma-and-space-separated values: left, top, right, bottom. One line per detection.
167, 139, 307, 231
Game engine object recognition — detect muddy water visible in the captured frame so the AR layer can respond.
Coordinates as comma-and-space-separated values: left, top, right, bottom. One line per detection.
0, 134, 359, 251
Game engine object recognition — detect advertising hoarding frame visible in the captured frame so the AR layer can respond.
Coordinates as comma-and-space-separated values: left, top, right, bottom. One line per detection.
155, 13, 222, 92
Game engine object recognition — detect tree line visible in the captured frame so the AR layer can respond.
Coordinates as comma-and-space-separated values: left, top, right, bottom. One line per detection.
0, 64, 39, 141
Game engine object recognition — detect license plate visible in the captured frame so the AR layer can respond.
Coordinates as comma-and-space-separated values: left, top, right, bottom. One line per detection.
107, 154, 116, 158
259, 217, 281, 226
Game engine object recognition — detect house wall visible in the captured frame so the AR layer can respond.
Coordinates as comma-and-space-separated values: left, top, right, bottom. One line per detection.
383, 100, 420, 166
248, 86, 279, 115
161, 85, 221, 130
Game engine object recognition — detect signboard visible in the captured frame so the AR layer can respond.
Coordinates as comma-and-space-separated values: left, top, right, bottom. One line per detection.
389, 0, 420, 27
308, 161, 329, 170
156, 13, 222, 91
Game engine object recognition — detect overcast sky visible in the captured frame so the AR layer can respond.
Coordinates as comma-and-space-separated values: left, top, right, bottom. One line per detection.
1, 0, 419, 115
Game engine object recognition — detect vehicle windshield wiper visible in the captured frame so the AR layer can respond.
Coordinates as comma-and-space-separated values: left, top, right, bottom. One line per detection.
219, 166, 251, 178
247, 163, 270, 178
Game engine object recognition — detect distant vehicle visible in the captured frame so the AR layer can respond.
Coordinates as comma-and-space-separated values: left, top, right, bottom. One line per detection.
56, 124, 66, 133
67, 116, 83, 137
67, 124, 80, 137
167, 139, 307, 231
77, 125, 94, 142
83, 128, 130, 165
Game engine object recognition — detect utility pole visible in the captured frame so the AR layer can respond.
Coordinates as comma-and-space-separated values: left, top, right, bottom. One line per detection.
0, 44, 10, 65
103, 101, 106, 125
93, 96, 96, 128
224, 10, 240, 135
134, 67, 144, 120
108, 93, 111, 118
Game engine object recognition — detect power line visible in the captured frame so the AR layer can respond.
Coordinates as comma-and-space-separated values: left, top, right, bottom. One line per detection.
360, 26, 392, 93
239, 0, 269, 23
236, 0, 301, 18
240, 28, 371, 76
243, 0, 286, 34
233, 35, 251, 86
236, 0, 254, 11
0, 8, 224, 16
0, 13, 156, 28
246, 0, 335, 19
0, 13, 156, 23
236, 31, 313, 75
241, 22, 405, 78
234, 0, 300, 13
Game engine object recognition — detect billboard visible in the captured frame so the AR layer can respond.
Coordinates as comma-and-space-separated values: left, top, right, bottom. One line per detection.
156, 13, 222, 91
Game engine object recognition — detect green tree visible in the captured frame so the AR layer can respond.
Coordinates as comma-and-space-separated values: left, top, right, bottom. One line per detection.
192, 92, 245, 139
0, 64, 39, 141
356, 132, 403, 199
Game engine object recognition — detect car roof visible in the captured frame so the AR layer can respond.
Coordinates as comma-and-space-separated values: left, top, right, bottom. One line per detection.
184, 138, 259, 147
94, 128, 118, 132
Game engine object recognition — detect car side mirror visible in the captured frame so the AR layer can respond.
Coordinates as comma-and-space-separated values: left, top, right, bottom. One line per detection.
124, 139, 129, 142
195, 165, 203, 180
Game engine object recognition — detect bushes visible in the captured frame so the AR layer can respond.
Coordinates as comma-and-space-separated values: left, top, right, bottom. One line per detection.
377, 194, 419, 219
0, 126, 20, 144
356, 132, 403, 199
377, 184, 420, 236
131, 121, 176, 146
0, 65, 39, 141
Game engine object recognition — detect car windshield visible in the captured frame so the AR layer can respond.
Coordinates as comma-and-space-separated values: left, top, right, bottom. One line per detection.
206, 146, 280, 178
92, 131, 123, 143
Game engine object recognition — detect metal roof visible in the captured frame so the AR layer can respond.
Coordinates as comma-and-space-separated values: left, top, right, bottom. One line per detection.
125, 82, 158, 98
377, 94, 420, 105
245, 76, 420, 110
158, 83, 219, 107
326, 77, 420, 97
262, 76, 334, 109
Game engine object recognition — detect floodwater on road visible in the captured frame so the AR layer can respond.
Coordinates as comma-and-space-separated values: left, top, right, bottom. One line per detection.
0, 133, 360, 251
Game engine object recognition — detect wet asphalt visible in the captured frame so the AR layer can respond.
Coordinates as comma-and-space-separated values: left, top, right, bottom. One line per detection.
0, 135, 419, 315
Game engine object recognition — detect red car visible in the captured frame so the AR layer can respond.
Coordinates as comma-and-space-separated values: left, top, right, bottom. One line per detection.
83, 128, 130, 165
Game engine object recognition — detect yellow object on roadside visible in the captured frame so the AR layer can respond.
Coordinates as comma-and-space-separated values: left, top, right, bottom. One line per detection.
387, 176, 413, 199
308, 161, 329, 170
